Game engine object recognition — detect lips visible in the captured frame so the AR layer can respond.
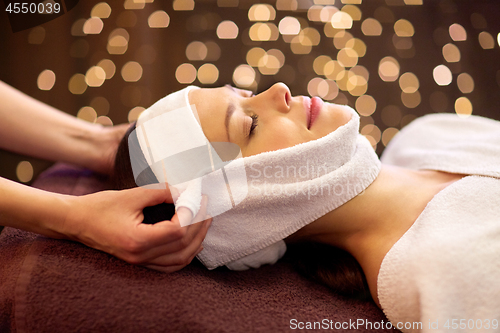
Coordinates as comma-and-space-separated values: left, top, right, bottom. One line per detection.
309, 96, 322, 128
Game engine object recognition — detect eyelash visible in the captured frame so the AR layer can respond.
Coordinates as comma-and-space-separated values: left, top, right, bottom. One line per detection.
249, 114, 258, 136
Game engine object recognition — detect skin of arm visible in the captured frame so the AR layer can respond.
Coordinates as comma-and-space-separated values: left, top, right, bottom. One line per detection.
0, 81, 212, 272
0, 176, 212, 272
0, 80, 128, 174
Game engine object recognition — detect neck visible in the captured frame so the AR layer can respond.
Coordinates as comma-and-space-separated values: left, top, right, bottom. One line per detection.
287, 164, 465, 305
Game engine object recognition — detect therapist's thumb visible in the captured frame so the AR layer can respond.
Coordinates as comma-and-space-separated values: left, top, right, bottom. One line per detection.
129, 187, 173, 208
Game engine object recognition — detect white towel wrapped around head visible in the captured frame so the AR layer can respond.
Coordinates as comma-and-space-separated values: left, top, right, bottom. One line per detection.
129, 86, 381, 269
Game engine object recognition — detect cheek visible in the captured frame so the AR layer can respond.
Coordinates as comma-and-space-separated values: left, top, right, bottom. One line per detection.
244, 126, 312, 156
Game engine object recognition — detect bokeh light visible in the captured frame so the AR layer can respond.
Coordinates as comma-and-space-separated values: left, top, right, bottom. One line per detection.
378, 56, 400, 82
374, 6, 394, 23
91, 2, 111, 18
324, 60, 345, 81
337, 48, 358, 67
394, 19, 414, 37
276, 0, 298, 11
128, 106, 145, 123
342, 5, 361, 21
457, 73, 474, 94
173, 0, 194, 11
361, 18, 383, 36
382, 128, 399, 146
345, 38, 366, 57
442, 43, 460, 62
16, 161, 34, 183
249, 23, 279, 41
86, 66, 106, 87
176, 63, 197, 84
478, 32, 495, 49
77, 106, 97, 123
37, 70, 56, 91
433, 64, 452, 86
449, 23, 467, 41
83, 17, 103, 34
361, 124, 381, 147
333, 31, 353, 49
186, 41, 208, 61
28, 27, 45, 44
398, 72, 419, 93
97, 59, 116, 79
248, 4, 275, 21
233, 64, 256, 88
401, 91, 421, 108
71, 18, 86, 36
124, 0, 144, 10
68, 74, 87, 94
307, 78, 338, 100
455, 97, 473, 118
96, 116, 113, 126
107, 28, 129, 54
313, 55, 331, 75
148, 11, 170, 28
331, 11, 353, 29
197, 63, 219, 84
279, 16, 300, 35
355, 95, 377, 116
121, 61, 143, 82
217, 20, 239, 39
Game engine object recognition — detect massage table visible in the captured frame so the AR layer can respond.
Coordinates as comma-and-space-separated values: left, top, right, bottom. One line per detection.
0, 164, 391, 332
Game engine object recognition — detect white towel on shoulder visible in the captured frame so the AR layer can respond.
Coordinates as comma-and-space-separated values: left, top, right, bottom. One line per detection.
378, 113, 500, 332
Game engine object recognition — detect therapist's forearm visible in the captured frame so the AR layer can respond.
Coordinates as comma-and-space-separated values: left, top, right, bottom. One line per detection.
0, 80, 104, 169
0, 176, 71, 239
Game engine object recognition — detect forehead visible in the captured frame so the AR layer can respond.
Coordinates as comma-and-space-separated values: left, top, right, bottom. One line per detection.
188, 87, 229, 143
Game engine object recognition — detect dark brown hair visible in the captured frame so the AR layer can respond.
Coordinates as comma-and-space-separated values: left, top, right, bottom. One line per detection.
285, 241, 371, 300
112, 123, 370, 299
112, 123, 175, 224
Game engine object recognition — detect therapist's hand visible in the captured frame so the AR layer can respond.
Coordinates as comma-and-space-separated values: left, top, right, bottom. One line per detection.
64, 187, 211, 273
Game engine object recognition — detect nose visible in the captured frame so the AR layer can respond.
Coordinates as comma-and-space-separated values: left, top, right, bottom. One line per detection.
262, 83, 291, 114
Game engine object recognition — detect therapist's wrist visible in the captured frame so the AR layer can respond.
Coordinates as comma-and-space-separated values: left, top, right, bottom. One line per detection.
84, 123, 129, 175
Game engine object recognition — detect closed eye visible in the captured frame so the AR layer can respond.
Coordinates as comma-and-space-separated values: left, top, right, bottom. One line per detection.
249, 114, 258, 136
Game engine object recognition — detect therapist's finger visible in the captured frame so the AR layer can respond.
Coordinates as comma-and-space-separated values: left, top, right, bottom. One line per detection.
145, 246, 204, 273
144, 216, 210, 270
137, 216, 211, 263
135, 195, 209, 250
144, 216, 211, 270
136, 201, 211, 262
130, 186, 174, 208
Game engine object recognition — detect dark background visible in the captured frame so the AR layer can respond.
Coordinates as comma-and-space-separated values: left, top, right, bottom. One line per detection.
1, 0, 500, 184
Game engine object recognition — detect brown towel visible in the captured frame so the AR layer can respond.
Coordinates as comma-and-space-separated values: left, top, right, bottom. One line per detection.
0, 164, 390, 332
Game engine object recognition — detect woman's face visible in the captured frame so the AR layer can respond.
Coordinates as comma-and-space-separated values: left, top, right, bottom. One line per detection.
188, 83, 352, 157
